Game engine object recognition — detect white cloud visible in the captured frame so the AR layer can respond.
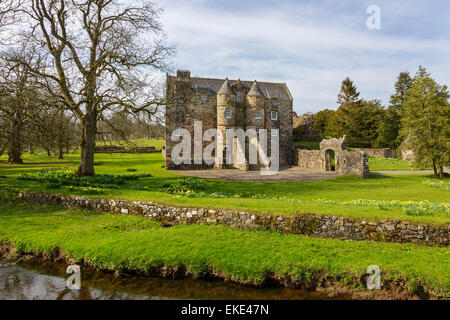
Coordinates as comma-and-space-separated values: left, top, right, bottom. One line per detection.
156, 0, 450, 113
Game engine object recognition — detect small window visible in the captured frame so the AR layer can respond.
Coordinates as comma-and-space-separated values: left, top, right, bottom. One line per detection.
225, 108, 231, 119
271, 111, 278, 121
200, 94, 207, 101
254, 109, 261, 120
255, 128, 260, 134
236, 91, 243, 103
271, 98, 278, 105
271, 129, 278, 137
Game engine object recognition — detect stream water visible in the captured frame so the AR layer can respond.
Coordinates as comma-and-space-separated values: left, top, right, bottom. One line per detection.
0, 258, 347, 300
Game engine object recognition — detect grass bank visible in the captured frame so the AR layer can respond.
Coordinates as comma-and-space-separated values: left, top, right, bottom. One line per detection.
0, 203, 448, 299
0, 152, 449, 224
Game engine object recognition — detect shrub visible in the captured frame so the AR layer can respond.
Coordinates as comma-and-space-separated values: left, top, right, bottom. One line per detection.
162, 177, 206, 194
126, 168, 138, 172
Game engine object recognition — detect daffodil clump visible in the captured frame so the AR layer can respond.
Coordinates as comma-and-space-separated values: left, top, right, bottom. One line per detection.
423, 180, 450, 191
17, 167, 152, 190
67, 186, 104, 195
312, 198, 450, 217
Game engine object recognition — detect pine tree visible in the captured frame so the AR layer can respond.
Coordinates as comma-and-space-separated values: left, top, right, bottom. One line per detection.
335, 77, 361, 136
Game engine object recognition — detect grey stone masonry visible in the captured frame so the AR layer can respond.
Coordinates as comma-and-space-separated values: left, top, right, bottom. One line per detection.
19, 192, 449, 247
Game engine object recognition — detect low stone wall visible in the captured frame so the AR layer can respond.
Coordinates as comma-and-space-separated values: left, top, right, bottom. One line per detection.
95, 146, 159, 153
18, 192, 449, 247
352, 148, 396, 158
340, 150, 369, 177
294, 149, 322, 169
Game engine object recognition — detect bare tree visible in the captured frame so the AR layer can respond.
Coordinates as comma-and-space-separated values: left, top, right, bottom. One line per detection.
11, 0, 174, 175
0, 48, 41, 163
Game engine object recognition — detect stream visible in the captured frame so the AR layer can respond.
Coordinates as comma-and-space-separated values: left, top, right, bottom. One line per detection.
0, 258, 347, 300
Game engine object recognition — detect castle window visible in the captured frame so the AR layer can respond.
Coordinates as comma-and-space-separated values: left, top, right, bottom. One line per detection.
225, 108, 231, 119
255, 128, 260, 135
254, 109, 261, 120
271, 98, 278, 105
271, 111, 278, 120
200, 94, 207, 101
236, 91, 243, 103
271, 129, 278, 137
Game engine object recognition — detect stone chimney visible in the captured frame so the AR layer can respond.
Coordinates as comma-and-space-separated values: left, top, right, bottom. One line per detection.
176, 70, 191, 80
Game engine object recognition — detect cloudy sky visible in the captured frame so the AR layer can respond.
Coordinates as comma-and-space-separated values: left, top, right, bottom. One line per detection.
154, 0, 450, 114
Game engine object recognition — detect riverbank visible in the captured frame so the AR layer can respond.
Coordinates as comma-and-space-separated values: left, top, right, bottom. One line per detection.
1, 203, 448, 299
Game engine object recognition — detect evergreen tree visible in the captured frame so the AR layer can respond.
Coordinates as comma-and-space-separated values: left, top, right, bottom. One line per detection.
335, 77, 360, 136
402, 66, 450, 179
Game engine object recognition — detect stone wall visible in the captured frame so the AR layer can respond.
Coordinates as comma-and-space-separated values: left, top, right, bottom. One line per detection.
294, 149, 322, 169
352, 148, 396, 158
294, 136, 369, 178
18, 192, 449, 247
95, 146, 159, 154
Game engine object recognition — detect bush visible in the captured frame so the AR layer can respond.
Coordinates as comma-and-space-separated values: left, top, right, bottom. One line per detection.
126, 168, 138, 172
162, 177, 206, 195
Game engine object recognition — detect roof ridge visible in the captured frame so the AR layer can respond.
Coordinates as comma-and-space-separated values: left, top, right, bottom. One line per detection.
190, 76, 285, 86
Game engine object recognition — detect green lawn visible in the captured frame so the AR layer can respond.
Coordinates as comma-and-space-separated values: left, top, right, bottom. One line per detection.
369, 157, 432, 171
0, 152, 448, 224
1, 203, 448, 298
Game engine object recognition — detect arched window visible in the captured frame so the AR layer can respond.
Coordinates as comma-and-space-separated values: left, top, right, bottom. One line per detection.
254, 109, 261, 120
225, 108, 231, 119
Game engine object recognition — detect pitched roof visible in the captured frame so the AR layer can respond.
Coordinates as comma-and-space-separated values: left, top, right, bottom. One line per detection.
217, 78, 234, 95
247, 81, 264, 97
168, 75, 292, 101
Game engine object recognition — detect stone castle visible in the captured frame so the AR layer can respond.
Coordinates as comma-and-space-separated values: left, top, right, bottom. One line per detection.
165, 70, 294, 170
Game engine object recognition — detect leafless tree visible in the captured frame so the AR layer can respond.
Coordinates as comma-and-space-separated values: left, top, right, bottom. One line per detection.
0, 48, 41, 163
10, 0, 174, 175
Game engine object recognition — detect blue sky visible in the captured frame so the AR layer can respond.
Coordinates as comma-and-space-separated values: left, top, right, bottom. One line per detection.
155, 0, 450, 114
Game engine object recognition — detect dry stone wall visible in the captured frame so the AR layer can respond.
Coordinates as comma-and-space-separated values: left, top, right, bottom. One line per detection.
352, 148, 396, 158
18, 192, 449, 247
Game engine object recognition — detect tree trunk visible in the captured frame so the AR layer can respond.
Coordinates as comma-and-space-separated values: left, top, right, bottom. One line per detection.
58, 144, 64, 159
76, 111, 97, 176
7, 121, 23, 164
28, 143, 34, 154
432, 160, 438, 176
439, 166, 444, 180
46, 149, 51, 156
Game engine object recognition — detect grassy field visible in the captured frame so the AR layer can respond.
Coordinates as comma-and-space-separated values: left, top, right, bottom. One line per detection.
1, 203, 448, 298
0, 151, 449, 224
369, 157, 431, 171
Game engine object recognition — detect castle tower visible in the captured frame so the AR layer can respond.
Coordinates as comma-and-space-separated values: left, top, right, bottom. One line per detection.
216, 78, 236, 167
246, 80, 265, 132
